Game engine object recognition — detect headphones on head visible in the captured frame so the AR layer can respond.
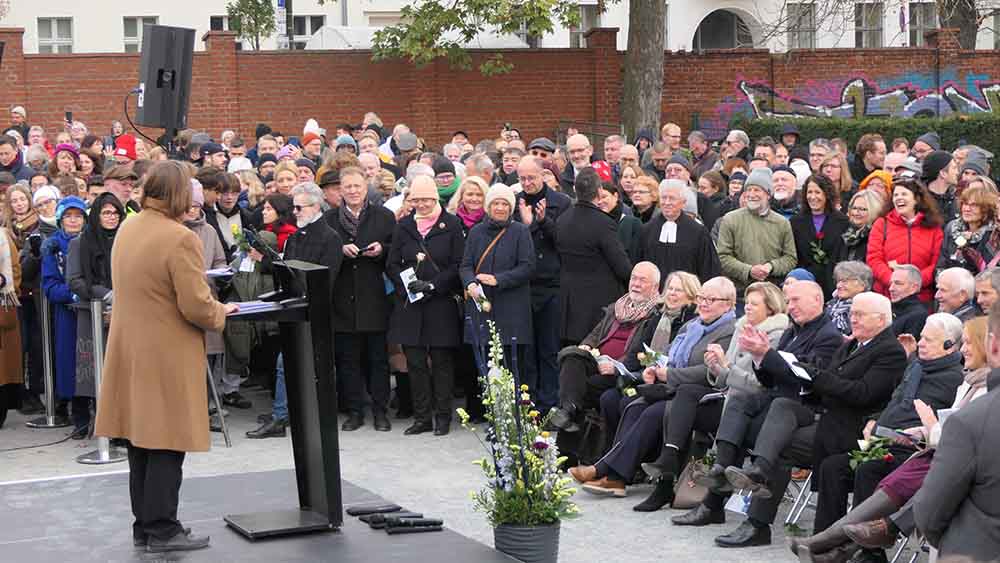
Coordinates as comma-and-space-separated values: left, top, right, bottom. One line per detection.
944, 339, 955, 350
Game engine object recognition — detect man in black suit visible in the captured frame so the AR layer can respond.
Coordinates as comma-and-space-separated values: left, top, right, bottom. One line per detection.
636, 179, 720, 286
890, 265, 929, 338
714, 291, 906, 549
672, 281, 842, 535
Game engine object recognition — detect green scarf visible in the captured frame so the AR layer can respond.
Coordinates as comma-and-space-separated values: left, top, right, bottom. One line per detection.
438, 176, 461, 208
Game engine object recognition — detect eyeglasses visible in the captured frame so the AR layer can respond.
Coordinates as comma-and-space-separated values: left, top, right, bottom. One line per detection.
530, 150, 550, 158
99, 210, 119, 217
435, 173, 455, 182
849, 206, 868, 213
849, 311, 881, 319
293, 203, 317, 212
34, 199, 54, 208
696, 295, 732, 305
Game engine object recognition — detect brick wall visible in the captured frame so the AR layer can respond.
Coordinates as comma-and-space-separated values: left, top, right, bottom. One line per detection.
0, 27, 996, 146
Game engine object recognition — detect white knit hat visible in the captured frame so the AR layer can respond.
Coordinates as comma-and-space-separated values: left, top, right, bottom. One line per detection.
485, 183, 516, 209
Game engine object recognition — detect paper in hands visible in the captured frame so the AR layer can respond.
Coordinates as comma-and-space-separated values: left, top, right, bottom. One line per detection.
777, 351, 812, 381
400, 268, 423, 303
643, 343, 670, 368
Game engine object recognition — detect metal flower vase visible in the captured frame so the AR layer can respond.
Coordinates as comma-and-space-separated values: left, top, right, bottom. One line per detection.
493, 521, 560, 563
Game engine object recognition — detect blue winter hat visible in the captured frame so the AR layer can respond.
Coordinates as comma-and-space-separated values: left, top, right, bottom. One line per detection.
56, 196, 87, 223
785, 268, 816, 283
335, 134, 358, 152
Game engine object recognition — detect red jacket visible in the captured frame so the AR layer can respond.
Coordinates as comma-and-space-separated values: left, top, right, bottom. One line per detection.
265, 221, 298, 253
867, 209, 943, 302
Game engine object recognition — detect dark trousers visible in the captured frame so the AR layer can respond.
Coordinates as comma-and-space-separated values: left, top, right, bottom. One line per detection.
127, 443, 185, 541
814, 447, 909, 532
456, 343, 484, 419
71, 396, 92, 432
744, 397, 817, 526
599, 396, 665, 481
890, 498, 917, 536
335, 331, 390, 415
663, 384, 724, 449
559, 355, 617, 412
404, 346, 455, 424
19, 297, 44, 398
522, 291, 561, 413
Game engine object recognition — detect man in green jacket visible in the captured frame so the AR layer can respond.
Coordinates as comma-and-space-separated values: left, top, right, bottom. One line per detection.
716, 168, 797, 299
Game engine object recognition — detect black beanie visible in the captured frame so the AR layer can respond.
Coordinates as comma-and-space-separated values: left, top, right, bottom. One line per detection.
432, 155, 456, 176
255, 123, 272, 140
921, 150, 953, 183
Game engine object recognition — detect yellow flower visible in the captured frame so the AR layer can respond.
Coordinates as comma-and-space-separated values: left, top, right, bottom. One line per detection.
637, 352, 647, 362
541, 431, 550, 438
230, 224, 241, 236
520, 384, 529, 392
528, 410, 540, 418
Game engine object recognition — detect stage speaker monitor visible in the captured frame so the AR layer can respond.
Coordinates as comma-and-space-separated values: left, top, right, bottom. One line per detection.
135, 25, 195, 131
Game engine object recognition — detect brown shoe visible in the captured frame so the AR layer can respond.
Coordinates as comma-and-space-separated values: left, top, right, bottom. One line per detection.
569, 465, 597, 484
843, 519, 897, 549
791, 468, 812, 481
582, 478, 626, 497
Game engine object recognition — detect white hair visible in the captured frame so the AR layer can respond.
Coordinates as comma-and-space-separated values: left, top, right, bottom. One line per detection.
703, 276, 737, 303
443, 143, 461, 154
406, 162, 434, 182
925, 313, 964, 347
658, 178, 688, 199
291, 182, 323, 206
938, 267, 976, 299
853, 291, 892, 322
358, 152, 381, 168
633, 261, 661, 288
466, 153, 495, 175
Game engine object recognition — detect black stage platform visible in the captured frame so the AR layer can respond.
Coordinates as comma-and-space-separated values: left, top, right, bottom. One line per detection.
0, 469, 515, 562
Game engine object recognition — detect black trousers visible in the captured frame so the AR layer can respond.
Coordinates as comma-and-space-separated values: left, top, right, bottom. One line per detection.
404, 346, 455, 424
127, 443, 186, 541
335, 331, 390, 415
558, 355, 616, 412
663, 384, 724, 449
814, 447, 909, 532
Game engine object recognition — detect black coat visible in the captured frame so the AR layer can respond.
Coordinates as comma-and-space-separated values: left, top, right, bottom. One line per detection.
637, 212, 721, 287
614, 211, 643, 264
808, 327, 908, 465
756, 313, 844, 399
283, 216, 344, 325
515, 187, 572, 291
460, 220, 535, 345
207, 204, 255, 263
891, 294, 929, 338
790, 211, 850, 299
557, 166, 578, 199
329, 204, 396, 333
697, 191, 721, 233
555, 201, 633, 342
386, 212, 465, 347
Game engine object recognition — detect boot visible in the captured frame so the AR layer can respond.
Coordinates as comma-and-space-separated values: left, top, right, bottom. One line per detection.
393, 372, 413, 419
796, 542, 860, 563
791, 489, 900, 560
694, 464, 733, 494
373, 410, 392, 432
433, 416, 450, 436
640, 446, 678, 482
548, 404, 579, 432
633, 477, 675, 512
246, 417, 288, 439
843, 518, 898, 550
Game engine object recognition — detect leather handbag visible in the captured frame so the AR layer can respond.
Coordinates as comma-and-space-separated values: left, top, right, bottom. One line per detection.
672, 459, 709, 509
0, 306, 17, 330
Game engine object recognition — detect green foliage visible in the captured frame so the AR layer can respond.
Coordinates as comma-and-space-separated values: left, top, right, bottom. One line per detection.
732, 113, 1000, 152
226, 0, 277, 50
365, 0, 583, 74
456, 321, 578, 527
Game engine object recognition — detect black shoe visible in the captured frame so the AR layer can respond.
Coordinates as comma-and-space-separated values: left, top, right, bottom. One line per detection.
245, 418, 288, 439
714, 520, 771, 548
694, 464, 734, 494
404, 421, 434, 435
434, 419, 450, 436
136, 527, 191, 548
209, 415, 224, 433
146, 529, 210, 553
70, 426, 89, 440
222, 391, 252, 409
548, 406, 579, 432
256, 413, 273, 424
671, 504, 726, 527
19, 395, 44, 415
633, 478, 675, 512
725, 465, 773, 499
394, 408, 413, 420
373, 411, 391, 432
341, 413, 364, 432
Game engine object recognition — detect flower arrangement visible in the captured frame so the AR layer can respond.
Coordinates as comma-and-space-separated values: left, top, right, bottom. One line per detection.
230, 224, 253, 254
849, 436, 894, 470
457, 321, 577, 527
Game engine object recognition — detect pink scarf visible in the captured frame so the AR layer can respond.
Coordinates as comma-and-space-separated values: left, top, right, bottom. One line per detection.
456, 204, 485, 229
416, 204, 441, 237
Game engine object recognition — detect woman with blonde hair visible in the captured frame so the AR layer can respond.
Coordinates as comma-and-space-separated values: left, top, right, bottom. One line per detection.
631, 175, 660, 223
819, 152, 856, 212
237, 169, 266, 209
649, 271, 700, 350
447, 176, 488, 235
838, 189, 885, 262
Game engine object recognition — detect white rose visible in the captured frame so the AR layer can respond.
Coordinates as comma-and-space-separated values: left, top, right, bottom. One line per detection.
857, 439, 870, 452
955, 235, 968, 248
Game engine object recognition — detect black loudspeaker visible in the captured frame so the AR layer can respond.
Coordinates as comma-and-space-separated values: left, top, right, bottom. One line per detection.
0, 41, 6, 68
135, 25, 195, 132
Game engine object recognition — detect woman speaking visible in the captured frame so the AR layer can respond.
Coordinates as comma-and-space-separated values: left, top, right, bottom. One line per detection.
95, 161, 238, 553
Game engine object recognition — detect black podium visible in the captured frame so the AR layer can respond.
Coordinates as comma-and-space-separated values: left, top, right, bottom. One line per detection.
222, 260, 343, 539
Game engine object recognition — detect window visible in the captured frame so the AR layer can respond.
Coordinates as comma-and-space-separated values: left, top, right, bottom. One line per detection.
908, 2, 936, 46
210, 15, 235, 32
514, 21, 540, 48
569, 5, 600, 48
291, 15, 325, 49
124, 17, 158, 53
787, 3, 816, 49
38, 17, 73, 53
855, 2, 884, 48
693, 10, 754, 50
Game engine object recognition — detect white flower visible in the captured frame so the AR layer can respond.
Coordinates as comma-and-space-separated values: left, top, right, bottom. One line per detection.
590, 348, 601, 359
857, 439, 870, 452
955, 235, 968, 248
416, 252, 426, 262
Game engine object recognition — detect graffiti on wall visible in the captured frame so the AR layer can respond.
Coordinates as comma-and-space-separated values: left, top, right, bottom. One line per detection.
737, 77, 1000, 119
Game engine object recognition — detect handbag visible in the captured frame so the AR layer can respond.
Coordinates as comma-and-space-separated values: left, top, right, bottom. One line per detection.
672, 459, 709, 509
0, 306, 17, 330
635, 383, 673, 403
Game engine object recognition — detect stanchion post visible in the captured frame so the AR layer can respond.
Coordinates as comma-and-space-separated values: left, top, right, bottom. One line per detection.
77, 299, 126, 465
26, 293, 70, 428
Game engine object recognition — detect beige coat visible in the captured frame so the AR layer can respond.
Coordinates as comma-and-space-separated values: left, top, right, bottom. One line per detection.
0, 230, 22, 387
94, 203, 226, 452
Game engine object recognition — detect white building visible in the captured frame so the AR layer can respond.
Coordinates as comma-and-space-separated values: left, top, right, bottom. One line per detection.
2, 0, 998, 54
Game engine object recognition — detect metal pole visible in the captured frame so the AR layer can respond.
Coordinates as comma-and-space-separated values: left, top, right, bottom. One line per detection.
207, 363, 232, 448
26, 293, 70, 428
78, 300, 126, 464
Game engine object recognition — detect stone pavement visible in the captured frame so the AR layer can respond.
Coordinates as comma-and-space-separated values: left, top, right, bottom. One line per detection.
0, 386, 921, 563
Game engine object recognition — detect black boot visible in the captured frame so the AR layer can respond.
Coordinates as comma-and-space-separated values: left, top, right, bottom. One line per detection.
394, 372, 413, 419
694, 464, 733, 494
373, 410, 392, 432
671, 503, 726, 526
246, 417, 288, 439
714, 520, 771, 548
641, 446, 678, 482
341, 412, 364, 431
434, 416, 451, 436
633, 477, 675, 512
791, 489, 900, 559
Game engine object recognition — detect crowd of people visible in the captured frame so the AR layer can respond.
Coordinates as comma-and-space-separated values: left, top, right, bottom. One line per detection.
0, 105, 998, 562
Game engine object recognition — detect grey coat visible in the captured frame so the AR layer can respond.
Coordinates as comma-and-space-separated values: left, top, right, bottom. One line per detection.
662, 314, 737, 392
914, 388, 1000, 562
707, 313, 789, 393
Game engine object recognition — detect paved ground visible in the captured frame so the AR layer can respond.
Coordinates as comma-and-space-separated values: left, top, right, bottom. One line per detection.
0, 386, 922, 563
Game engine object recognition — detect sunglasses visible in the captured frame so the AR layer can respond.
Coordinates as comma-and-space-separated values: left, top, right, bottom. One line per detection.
293, 204, 316, 211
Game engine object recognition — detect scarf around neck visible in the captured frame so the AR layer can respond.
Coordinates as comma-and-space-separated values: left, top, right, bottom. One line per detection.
668, 310, 735, 369
339, 201, 367, 239
415, 204, 441, 237
456, 204, 485, 229
650, 304, 689, 353
613, 293, 658, 325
